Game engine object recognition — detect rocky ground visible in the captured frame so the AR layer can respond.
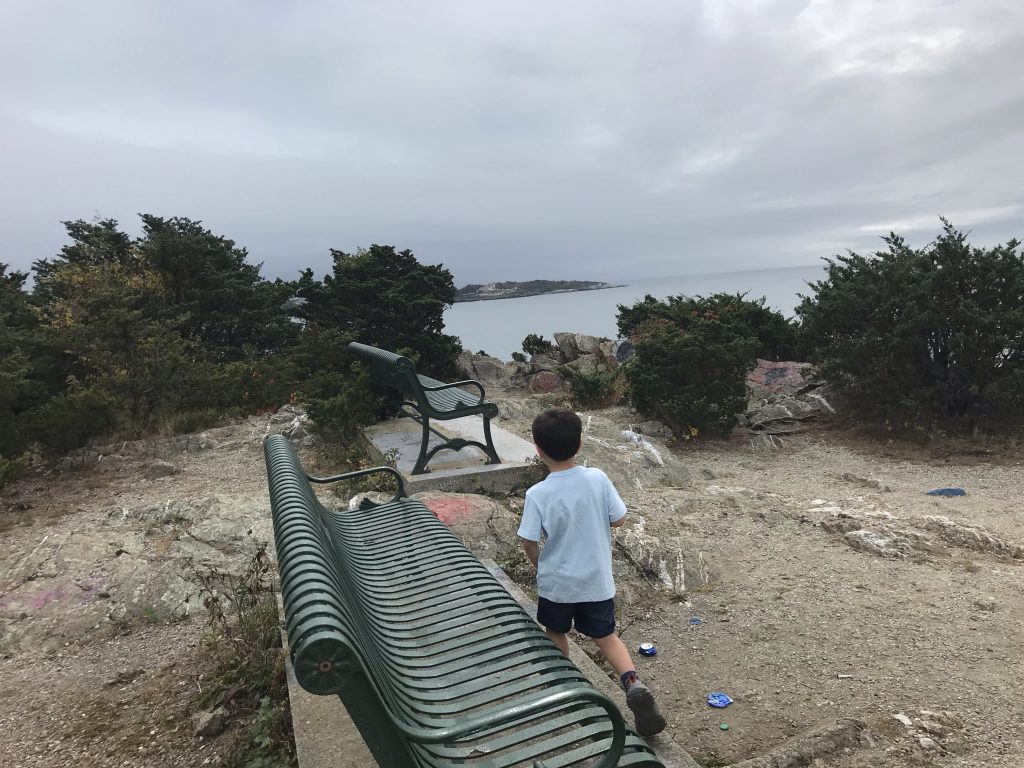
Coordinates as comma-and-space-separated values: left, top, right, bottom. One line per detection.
1, 376, 1022, 767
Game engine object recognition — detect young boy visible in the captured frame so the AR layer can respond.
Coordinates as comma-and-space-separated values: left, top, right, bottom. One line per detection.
517, 408, 667, 737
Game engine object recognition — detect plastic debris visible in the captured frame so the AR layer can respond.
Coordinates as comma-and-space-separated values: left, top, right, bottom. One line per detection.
707, 693, 733, 708
689, 616, 703, 625
719, 723, 730, 731
926, 487, 966, 497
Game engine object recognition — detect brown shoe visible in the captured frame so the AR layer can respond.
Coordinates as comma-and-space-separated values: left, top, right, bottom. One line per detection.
626, 681, 666, 737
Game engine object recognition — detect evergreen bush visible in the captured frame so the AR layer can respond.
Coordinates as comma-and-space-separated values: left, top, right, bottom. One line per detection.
522, 334, 555, 357
622, 315, 758, 438
616, 293, 788, 437
797, 220, 1024, 432
562, 366, 623, 410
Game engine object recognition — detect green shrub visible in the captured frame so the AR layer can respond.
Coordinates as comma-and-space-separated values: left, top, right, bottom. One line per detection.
562, 366, 623, 409
522, 334, 555, 357
618, 292, 798, 361
0, 454, 17, 488
24, 380, 119, 455
619, 296, 762, 438
305, 388, 375, 444
797, 220, 1024, 432
511, 351, 527, 363
195, 544, 295, 768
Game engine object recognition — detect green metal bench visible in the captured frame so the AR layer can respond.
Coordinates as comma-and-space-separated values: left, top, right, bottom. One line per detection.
348, 341, 501, 474
264, 434, 664, 768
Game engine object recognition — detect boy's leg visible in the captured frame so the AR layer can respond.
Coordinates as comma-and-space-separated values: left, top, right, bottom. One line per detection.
593, 632, 635, 677
545, 627, 570, 655
536, 597, 573, 656
578, 600, 667, 738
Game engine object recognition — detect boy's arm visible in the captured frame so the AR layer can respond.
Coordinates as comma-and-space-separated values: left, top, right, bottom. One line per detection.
604, 472, 628, 528
519, 537, 540, 567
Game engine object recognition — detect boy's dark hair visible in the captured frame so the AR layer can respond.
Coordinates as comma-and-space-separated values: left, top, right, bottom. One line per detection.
532, 408, 582, 461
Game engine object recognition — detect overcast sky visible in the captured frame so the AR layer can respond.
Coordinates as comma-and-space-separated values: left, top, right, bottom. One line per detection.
1, 1, 1022, 285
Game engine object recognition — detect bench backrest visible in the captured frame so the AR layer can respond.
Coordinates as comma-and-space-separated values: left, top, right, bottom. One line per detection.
265, 435, 420, 766
265, 435, 644, 768
347, 342, 428, 405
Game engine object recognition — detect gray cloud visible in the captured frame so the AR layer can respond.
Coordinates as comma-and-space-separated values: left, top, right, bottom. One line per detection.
1, 0, 1022, 285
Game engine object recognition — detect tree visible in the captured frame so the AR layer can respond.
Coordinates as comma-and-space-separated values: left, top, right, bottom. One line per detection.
0, 264, 36, 481
522, 334, 555, 357
299, 244, 461, 376
618, 292, 798, 361
34, 256, 192, 434
797, 220, 1024, 431
32, 218, 134, 306
621, 305, 759, 438
138, 215, 297, 360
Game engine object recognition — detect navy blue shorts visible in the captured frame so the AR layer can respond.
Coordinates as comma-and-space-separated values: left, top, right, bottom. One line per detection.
537, 596, 616, 639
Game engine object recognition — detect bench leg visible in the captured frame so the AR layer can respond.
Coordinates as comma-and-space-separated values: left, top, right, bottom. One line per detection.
481, 415, 502, 465
412, 417, 433, 475
411, 413, 502, 474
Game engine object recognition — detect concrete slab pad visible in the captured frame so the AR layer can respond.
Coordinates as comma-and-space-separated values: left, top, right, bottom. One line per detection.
362, 415, 540, 494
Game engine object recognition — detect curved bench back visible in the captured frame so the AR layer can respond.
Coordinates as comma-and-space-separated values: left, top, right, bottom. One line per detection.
348, 342, 424, 405
265, 434, 656, 768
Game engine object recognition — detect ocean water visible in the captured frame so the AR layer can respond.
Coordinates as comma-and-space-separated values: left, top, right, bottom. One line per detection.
444, 264, 824, 360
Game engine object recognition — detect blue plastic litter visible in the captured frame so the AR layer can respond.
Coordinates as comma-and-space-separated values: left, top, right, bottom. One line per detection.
689, 617, 703, 625
926, 487, 966, 497
707, 693, 733, 708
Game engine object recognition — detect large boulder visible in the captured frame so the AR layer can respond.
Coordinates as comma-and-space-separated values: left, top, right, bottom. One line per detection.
415, 492, 522, 560
553, 332, 606, 362
562, 353, 603, 376
576, 409, 690, 494
610, 339, 635, 364
528, 371, 564, 394
456, 350, 521, 390
529, 353, 562, 371
746, 359, 813, 397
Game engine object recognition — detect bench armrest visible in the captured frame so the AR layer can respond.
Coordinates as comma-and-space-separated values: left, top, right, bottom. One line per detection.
419, 378, 486, 402
393, 686, 626, 767
307, 466, 406, 500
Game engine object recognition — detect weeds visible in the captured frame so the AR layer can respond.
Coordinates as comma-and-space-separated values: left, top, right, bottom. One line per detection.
194, 543, 296, 768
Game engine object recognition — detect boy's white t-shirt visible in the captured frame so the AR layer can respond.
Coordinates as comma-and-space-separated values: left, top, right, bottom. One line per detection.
516, 466, 627, 603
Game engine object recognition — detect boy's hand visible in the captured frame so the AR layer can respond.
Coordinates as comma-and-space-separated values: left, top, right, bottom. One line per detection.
519, 537, 540, 568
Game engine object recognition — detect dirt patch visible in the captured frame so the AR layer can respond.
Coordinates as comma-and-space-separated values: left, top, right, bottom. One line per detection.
2, 398, 1022, 767
605, 429, 1024, 767
0, 407, 307, 767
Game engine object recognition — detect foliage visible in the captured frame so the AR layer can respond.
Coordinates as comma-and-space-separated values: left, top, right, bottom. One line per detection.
618, 295, 762, 438
561, 366, 623, 409
0, 264, 37, 480
298, 244, 461, 377
286, 324, 376, 442
22, 381, 120, 456
195, 543, 296, 768
5, 218, 466, 468
510, 351, 527, 363
137, 215, 298, 361
522, 333, 555, 357
797, 220, 1024, 432
618, 292, 798, 361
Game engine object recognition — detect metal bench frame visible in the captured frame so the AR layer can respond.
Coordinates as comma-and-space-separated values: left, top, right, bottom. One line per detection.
348, 342, 502, 474
265, 434, 664, 768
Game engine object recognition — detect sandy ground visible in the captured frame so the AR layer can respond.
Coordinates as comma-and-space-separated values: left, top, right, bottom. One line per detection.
0, 401, 1021, 767
610, 431, 1023, 767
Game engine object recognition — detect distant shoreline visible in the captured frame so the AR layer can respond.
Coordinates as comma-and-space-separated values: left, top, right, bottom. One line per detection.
454, 281, 627, 303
